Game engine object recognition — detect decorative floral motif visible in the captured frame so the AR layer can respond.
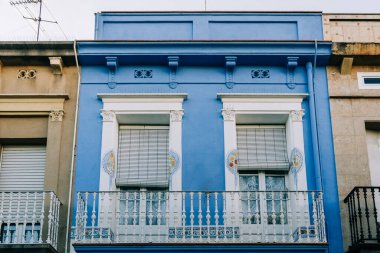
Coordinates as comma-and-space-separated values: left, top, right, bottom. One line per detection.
251, 69, 270, 79
221, 107, 235, 121
100, 110, 115, 122
49, 110, 64, 122
290, 110, 304, 122
226, 149, 239, 189
168, 150, 180, 175
226, 150, 238, 172
102, 150, 115, 177
290, 148, 303, 190
170, 110, 184, 122
134, 70, 153, 78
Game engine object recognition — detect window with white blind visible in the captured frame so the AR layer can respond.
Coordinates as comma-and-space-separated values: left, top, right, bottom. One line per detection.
236, 125, 289, 171
0, 145, 46, 192
116, 125, 170, 188
116, 125, 169, 226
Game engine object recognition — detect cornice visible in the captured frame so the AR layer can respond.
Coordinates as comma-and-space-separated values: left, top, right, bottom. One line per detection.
0, 94, 69, 100
217, 93, 308, 100
97, 93, 188, 100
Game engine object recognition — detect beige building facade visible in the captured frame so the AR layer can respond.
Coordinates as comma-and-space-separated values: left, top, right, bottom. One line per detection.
324, 14, 380, 253
0, 42, 78, 253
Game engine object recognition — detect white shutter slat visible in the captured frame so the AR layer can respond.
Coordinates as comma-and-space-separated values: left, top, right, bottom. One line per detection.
0, 146, 46, 192
237, 126, 289, 171
116, 127, 169, 188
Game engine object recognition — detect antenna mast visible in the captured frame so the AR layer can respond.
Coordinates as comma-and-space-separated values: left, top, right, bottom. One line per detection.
9, 0, 57, 41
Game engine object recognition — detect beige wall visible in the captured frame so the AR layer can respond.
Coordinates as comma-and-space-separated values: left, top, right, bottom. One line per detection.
0, 62, 78, 253
327, 65, 380, 251
324, 14, 380, 251
324, 14, 380, 42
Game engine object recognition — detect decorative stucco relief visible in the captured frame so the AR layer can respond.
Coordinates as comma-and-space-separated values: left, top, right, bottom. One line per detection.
49, 110, 64, 122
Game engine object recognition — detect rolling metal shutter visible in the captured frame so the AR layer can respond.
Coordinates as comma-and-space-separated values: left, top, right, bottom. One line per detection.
0, 146, 46, 192
117, 126, 169, 188
237, 125, 289, 171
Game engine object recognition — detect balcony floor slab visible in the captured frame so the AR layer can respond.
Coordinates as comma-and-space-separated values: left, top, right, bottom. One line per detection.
0, 243, 57, 253
73, 243, 328, 253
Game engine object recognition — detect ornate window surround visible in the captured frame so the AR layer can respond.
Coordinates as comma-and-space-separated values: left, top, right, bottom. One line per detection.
97, 93, 187, 192
217, 93, 308, 191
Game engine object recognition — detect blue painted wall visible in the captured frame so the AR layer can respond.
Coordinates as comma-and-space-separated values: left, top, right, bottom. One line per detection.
94, 12, 324, 40
74, 12, 341, 253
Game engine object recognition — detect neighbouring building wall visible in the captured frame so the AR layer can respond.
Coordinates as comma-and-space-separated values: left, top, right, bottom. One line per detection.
324, 14, 380, 42
327, 65, 380, 251
325, 14, 380, 251
0, 42, 78, 253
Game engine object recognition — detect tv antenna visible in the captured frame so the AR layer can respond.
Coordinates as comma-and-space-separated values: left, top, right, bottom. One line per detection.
9, 0, 58, 41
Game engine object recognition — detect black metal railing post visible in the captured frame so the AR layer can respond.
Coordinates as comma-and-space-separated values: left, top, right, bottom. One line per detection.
344, 186, 380, 247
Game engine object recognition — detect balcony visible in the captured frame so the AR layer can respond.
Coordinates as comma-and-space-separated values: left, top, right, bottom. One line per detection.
73, 190, 326, 246
344, 187, 380, 253
0, 192, 60, 253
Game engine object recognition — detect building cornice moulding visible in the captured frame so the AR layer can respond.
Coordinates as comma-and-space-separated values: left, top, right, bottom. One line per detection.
217, 93, 308, 100
0, 94, 69, 100
78, 41, 332, 66
98, 93, 188, 100
0, 94, 68, 115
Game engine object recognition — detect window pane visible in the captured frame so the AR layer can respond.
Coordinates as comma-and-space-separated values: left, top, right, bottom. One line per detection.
146, 192, 167, 225
239, 175, 260, 224
265, 176, 287, 225
119, 191, 140, 225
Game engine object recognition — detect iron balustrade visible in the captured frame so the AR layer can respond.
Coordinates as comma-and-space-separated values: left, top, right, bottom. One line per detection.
73, 190, 326, 244
0, 191, 60, 250
344, 187, 380, 246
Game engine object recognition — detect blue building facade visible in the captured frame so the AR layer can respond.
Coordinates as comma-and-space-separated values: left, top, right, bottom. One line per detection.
72, 12, 342, 253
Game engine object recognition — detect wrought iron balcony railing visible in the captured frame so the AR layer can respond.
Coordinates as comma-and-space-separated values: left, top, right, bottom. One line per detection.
344, 187, 380, 246
0, 191, 60, 250
73, 190, 326, 244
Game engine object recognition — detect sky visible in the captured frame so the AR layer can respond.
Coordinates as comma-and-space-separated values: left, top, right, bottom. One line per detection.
0, 0, 380, 41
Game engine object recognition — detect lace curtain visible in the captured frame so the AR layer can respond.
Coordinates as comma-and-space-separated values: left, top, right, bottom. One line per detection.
239, 175, 287, 225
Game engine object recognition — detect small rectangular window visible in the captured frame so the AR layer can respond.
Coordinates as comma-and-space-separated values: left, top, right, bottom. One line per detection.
358, 72, 380, 89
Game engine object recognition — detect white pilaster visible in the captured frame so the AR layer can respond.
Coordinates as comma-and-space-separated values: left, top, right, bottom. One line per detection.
169, 110, 183, 191
99, 110, 118, 191
222, 107, 238, 191
287, 110, 307, 191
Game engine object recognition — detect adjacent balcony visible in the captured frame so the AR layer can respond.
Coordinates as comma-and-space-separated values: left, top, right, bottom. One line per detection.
73, 190, 326, 245
344, 187, 380, 253
0, 192, 60, 253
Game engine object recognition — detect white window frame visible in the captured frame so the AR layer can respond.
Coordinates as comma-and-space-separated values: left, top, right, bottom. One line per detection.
357, 72, 380, 90
218, 93, 308, 192
98, 93, 187, 192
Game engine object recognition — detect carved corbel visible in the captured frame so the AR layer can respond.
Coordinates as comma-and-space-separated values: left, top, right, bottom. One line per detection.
100, 110, 115, 122
221, 107, 236, 121
287, 57, 299, 89
49, 57, 63, 75
106, 56, 118, 89
168, 56, 179, 89
49, 110, 64, 122
290, 110, 304, 122
340, 57, 353, 75
170, 110, 184, 122
225, 56, 237, 89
